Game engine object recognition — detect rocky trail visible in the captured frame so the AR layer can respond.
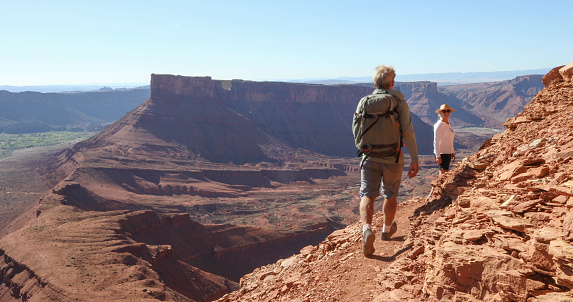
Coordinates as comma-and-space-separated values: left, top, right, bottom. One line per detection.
217, 62, 573, 302
217, 196, 429, 302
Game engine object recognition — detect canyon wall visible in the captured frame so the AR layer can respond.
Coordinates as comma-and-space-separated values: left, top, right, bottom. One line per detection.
0, 88, 149, 133
125, 210, 336, 282
440, 75, 545, 128
62, 167, 346, 200
150, 74, 371, 104
0, 199, 335, 300
355, 75, 545, 129
149, 74, 434, 158
4, 72, 536, 301
0, 203, 236, 301
395, 81, 486, 127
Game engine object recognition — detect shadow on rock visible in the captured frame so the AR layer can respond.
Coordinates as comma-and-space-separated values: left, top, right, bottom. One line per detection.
412, 196, 453, 217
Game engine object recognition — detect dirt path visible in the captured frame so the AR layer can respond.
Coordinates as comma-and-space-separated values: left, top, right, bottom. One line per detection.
219, 196, 427, 302
300, 198, 423, 301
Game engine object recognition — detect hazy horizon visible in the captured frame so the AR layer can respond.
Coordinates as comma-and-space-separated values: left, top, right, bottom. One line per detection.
0, 67, 553, 93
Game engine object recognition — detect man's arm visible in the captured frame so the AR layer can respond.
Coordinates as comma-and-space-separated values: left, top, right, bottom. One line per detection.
397, 100, 418, 163
397, 99, 419, 178
407, 162, 419, 178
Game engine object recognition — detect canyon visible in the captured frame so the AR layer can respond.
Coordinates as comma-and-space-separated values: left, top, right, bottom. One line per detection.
0, 69, 554, 301
1, 73, 544, 152
0, 75, 427, 301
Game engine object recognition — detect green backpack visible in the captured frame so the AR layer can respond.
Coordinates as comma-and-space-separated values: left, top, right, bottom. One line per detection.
352, 89, 402, 164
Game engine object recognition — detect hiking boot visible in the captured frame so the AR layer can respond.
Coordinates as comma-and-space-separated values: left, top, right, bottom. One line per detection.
362, 229, 375, 256
381, 222, 397, 241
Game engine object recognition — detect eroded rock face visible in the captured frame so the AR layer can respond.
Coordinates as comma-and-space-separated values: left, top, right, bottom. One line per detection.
2, 68, 567, 301
412, 63, 573, 301
440, 75, 545, 128
397, 81, 486, 128
150, 74, 435, 158
216, 63, 573, 302
542, 62, 573, 86
0, 206, 238, 301
0, 200, 338, 301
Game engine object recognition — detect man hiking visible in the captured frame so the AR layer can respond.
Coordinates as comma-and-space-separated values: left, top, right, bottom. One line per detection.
353, 65, 419, 256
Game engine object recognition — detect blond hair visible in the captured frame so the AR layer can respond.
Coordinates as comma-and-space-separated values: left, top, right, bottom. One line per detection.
373, 65, 396, 89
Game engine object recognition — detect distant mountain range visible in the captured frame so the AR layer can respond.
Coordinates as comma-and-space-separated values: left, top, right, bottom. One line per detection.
0, 88, 150, 133
0, 84, 149, 93
0, 69, 551, 93
290, 68, 551, 86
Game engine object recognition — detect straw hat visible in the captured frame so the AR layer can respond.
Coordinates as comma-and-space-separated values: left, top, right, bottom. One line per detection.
435, 104, 455, 113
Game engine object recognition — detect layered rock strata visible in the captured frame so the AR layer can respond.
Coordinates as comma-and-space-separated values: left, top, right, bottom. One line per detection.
397, 81, 485, 127
440, 75, 545, 128
216, 63, 573, 301
0, 200, 236, 301
146, 74, 434, 160
0, 193, 336, 301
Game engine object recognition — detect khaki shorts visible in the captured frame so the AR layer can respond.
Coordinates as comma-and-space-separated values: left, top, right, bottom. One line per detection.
359, 160, 404, 200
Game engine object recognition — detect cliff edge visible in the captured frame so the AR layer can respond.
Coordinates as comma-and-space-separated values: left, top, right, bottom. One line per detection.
217, 62, 573, 302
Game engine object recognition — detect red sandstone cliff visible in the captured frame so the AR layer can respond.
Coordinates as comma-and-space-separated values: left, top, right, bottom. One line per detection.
149, 74, 435, 158
2, 68, 551, 301
216, 62, 573, 302
0, 202, 237, 301
397, 81, 486, 127
441, 75, 545, 128
357, 76, 544, 129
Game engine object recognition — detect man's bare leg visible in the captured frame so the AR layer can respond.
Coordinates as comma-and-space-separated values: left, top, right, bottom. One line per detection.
381, 197, 398, 240
383, 197, 397, 227
360, 196, 376, 226
360, 196, 377, 256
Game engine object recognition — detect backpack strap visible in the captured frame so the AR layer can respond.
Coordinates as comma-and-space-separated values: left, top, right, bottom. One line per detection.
357, 115, 379, 140
395, 135, 403, 163
359, 144, 400, 169
362, 110, 396, 119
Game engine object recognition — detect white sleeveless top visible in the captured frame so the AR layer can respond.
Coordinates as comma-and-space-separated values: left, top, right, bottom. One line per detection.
433, 119, 455, 156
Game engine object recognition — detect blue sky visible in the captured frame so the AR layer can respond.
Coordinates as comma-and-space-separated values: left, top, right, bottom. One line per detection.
1, 0, 572, 86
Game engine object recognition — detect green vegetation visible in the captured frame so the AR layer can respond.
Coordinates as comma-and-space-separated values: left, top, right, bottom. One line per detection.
0, 131, 94, 151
